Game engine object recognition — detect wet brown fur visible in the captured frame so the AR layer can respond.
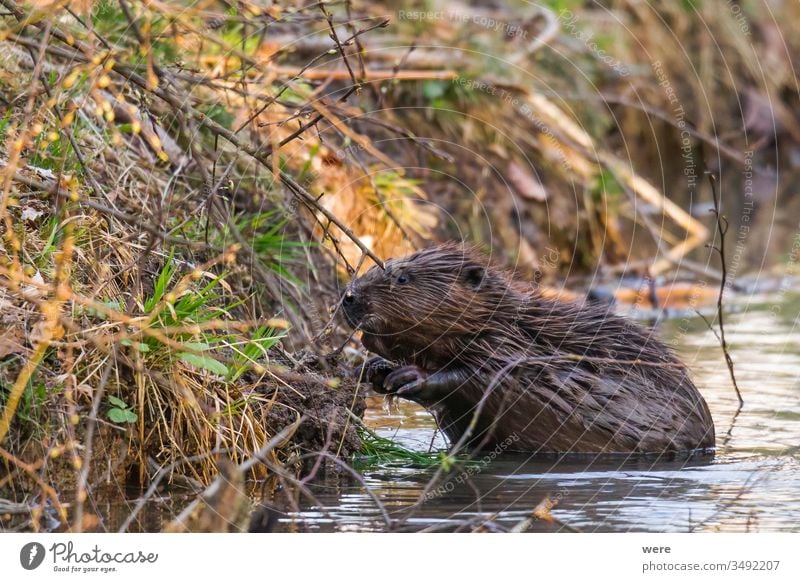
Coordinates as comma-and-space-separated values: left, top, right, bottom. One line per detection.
344, 243, 716, 454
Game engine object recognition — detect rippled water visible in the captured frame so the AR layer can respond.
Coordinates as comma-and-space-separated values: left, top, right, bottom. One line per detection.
282, 292, 800, 532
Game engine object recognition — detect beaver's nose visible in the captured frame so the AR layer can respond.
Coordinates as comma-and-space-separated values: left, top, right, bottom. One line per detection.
341, 287, 366, 328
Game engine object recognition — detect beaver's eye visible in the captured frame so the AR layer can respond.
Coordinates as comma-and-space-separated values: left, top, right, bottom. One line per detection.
396, 274, 409, 284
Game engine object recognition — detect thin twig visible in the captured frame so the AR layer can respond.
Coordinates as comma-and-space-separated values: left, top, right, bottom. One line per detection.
73, 356, 114, 532
705, 172, 743, 407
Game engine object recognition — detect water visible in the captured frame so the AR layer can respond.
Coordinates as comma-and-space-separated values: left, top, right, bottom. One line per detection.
281, 292, 800, 532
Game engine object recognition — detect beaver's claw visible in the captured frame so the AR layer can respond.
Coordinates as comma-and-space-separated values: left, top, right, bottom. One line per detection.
384, 365, 429, 398
358, 356, 396, 392
358, 360, 435, 400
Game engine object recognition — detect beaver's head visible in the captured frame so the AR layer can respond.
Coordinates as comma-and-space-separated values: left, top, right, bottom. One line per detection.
341, 243, 514, 363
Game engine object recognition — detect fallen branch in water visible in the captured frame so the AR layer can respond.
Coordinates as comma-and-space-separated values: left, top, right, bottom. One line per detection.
511, 496, 581, 533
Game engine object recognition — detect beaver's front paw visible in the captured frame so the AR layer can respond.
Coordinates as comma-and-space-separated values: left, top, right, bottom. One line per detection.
357, 356, 396, 393
384, 365, 430, 398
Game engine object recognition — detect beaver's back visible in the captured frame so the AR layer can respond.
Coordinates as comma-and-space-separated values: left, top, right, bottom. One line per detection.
429, 352, 715, 453
425, 295, 716, 453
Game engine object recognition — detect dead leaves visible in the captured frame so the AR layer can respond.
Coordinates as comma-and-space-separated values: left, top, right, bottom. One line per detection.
0, 327, 25, 358
507, 161, 548, 202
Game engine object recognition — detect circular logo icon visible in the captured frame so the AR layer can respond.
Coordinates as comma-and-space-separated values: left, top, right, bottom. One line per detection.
19, 542, 46, 570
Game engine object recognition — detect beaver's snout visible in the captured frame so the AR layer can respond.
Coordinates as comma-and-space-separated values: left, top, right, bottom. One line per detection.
341, 286, 368, 328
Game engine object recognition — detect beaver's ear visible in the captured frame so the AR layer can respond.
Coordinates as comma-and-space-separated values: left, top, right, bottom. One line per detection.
461, 265, 486, 290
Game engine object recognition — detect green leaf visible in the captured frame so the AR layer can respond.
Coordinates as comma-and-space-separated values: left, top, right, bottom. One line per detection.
107, 395, 128, 409
422, 81, 447, 101
440, 452, 455, 472
144, 249, 176, 313
178, 352, 229, 376
181, 341, 211, 352
108, 407, 137, 424
121, 339, 150, 352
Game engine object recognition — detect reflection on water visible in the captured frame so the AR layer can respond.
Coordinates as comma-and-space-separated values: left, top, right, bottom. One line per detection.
281, 292, 800, 532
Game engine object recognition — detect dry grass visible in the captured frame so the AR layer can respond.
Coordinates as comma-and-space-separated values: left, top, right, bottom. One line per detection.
0, 0, 411, 531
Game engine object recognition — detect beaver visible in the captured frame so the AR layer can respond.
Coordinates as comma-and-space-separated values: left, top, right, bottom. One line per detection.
341, 243, 715, 454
